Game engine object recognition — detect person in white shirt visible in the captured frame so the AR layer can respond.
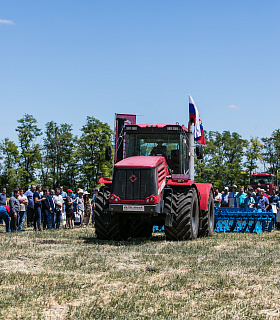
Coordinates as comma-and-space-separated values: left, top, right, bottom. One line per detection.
53, 188, 63, 229
214, 188, 222, 207
18, 188, 28, 231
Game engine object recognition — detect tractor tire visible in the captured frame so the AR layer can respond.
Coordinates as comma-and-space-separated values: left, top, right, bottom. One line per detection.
198, 192, 215, 237
129, 218, 153, 238
165, 188, 199, 241
94, 187, 128, 240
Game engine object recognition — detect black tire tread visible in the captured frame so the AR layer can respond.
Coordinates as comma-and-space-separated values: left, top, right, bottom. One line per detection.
198, 192, 214, 237
165, 188, 199, 241
94, 187, 126, 240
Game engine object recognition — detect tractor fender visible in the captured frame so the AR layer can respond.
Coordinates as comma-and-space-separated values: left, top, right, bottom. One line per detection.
98, 177, 112, 184
194, 183, 213, 211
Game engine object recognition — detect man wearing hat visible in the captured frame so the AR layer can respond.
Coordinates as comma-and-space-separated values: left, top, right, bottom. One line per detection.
76, 189, 85, 221
82, 191, 92, 227
229, 185, 238, 198
256, 189, 269, 211
221, 187, 229, 207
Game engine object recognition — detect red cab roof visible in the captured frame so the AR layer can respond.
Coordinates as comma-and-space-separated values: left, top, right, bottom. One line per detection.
129, 123, 189, 132
114, 156, 166, 168
252, 173, 274, 177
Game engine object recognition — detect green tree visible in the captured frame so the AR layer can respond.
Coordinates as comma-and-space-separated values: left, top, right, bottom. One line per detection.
78, 116, 113, 191
59, 123, 78, 188
40, 121, 60, 187
0, 138, 20, 193
42, 121, 78, 188
262, 129, 280, 175
195, 130, 247, 190
244, 137, 263, 176
16, 114, 42, 188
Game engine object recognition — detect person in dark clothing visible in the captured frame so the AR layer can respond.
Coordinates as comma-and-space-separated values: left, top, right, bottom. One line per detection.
269, 189, 279, 205
33, 185, 44, 231
42, 187, 54, 230
0, 187, 7, 206
49, 189, 55, 228
24, 184, 36, 227
9, 188, 20, 232
0, 187, 7, 225
65, 189, 74, 229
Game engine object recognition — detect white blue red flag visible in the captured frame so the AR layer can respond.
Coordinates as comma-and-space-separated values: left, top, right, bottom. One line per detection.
189, 95, 205, 145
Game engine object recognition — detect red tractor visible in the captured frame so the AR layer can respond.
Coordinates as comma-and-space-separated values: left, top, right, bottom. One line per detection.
251, 173, 274, 194
94, 117, 214, 241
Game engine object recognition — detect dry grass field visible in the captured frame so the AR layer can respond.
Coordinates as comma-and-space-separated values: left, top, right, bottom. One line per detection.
1, 223, 280, 320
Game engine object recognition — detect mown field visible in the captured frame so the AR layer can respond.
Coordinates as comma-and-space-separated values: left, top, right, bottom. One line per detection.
1, 224, 280, 320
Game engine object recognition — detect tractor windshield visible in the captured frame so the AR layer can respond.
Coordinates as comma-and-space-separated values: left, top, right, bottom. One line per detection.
251, 176, 274, 185
125, 133, 188, 174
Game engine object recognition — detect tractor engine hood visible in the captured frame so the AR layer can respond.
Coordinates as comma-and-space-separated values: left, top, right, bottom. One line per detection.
111, 156, 169, 204
114, 156, 168, 169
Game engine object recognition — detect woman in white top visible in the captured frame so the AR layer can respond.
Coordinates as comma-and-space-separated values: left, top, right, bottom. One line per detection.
18, 188, 28, 231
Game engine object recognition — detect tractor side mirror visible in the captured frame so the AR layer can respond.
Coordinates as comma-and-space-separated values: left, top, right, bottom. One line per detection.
105, 146, 112, 161
196, 145, 203, 160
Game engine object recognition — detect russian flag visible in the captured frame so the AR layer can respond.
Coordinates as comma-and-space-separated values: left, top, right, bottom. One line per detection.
189, 95, 205, 145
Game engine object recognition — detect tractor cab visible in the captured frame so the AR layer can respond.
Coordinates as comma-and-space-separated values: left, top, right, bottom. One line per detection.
123, 124, 190, 175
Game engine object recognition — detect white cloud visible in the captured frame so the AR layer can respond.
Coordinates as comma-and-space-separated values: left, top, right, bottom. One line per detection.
0, 19, 15, 25
228, 104, 240, 110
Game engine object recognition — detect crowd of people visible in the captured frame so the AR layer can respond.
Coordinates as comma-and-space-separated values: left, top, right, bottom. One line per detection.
0, 186, 99, 233
214, 184, 280, 211
2, 183, 279, 233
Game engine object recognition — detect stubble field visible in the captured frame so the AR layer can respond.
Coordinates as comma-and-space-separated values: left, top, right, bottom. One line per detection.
1, 224, 280, 319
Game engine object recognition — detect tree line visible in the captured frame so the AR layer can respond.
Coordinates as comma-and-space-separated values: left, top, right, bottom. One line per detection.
195, 129, 280, 190
1, 114, 279, 194
0, 114, 113, 194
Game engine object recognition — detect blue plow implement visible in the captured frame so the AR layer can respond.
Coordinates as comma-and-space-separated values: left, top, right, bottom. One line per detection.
214, 207, 275, 234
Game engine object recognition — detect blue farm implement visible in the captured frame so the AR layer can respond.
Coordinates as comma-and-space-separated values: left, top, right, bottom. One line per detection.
214, 207, 275, 234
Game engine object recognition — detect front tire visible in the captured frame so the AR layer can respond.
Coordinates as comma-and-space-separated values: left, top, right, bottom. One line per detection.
165, 188, 199, 241
95, 187, 128, 240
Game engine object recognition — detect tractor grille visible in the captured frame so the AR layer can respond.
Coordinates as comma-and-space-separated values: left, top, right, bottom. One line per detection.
112, 168, 157, 200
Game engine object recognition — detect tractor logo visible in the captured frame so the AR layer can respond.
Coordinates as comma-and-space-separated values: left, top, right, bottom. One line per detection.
129, 174, 137, 183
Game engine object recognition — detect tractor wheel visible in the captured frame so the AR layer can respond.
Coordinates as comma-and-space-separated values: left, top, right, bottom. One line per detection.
165, 188, 199, 241
129, 218, 153, 238
198, 192, 215, 237
94, 187, 128, 240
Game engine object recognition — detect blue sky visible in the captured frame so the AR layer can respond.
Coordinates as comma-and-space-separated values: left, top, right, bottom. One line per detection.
1, 0, 279, 144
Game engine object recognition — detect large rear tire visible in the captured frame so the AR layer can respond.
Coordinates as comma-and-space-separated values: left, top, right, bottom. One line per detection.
198, 192, 215, 237
165, 188, 199, 241
94, 187, 128, 240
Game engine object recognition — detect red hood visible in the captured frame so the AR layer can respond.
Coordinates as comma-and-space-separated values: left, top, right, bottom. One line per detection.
114, 156, 167, 168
